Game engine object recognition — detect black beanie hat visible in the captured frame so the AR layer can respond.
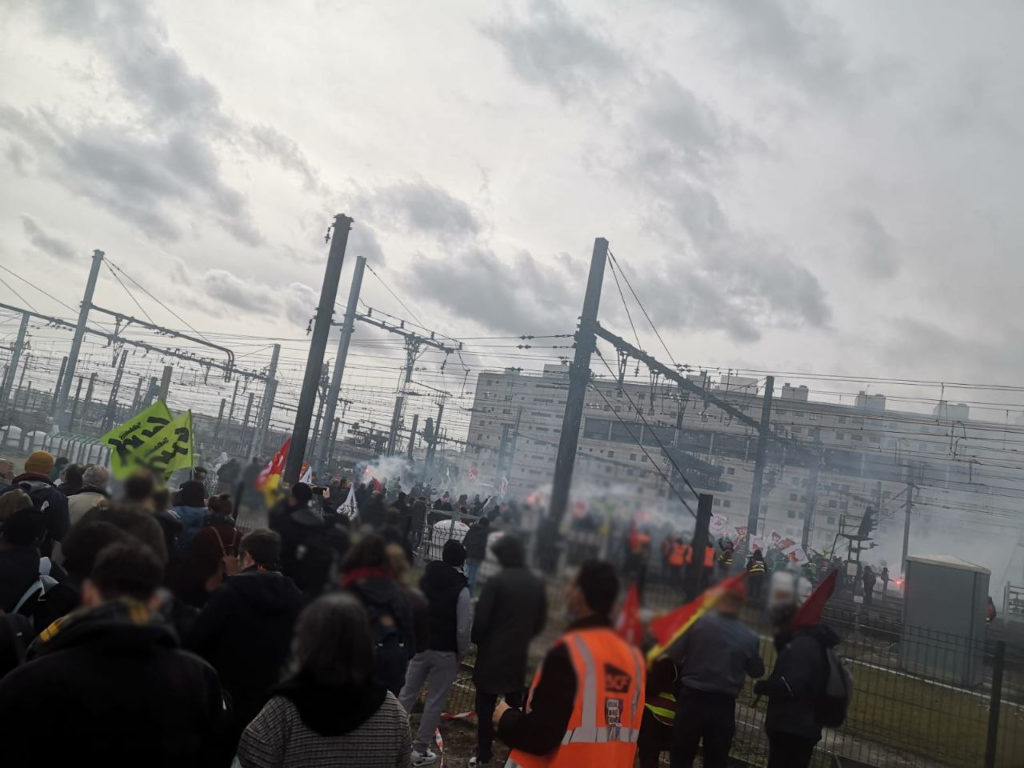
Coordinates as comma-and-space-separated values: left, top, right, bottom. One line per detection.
442, 539, 466, 568
292, 483, 313, 505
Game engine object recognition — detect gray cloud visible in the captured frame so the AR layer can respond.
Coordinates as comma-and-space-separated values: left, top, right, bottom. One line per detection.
0, 108, 262, 244
403, 248, 581, 334
248, 125, 322, 191
21, 215, 76, 261
847, 208, 899, 279
283, 282, 319, 328
689, 0, 857, 101
357, 181, 482, 239
878, 318, 1022, 382
203, 270, 278, 313
482, 0, 627, 101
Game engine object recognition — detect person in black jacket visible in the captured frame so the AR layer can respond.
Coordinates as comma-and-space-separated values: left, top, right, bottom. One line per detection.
754, 613, 838, 768
12, 451, 70, 558
270, 483, 350, 599
462, 516, 490, 593
341, 535, 414, 696
398, 539, 472, 767
187, 528, 305, 743
471, 535, 547, 766
0, 542, 229, 766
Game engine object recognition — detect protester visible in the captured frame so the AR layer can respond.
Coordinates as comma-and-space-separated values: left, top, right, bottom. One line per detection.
399, 539, 472, 767
462, 515, 490, 592
746, 549, 767, 605
49, 455, 69, 482
0, 489, 49, 616
717, 537, 735, 579
173, 494, 242, 608
410, 496, 428, 554
68, 464, 111, 526
0, 457, 14, 486
880, 566, 890, 600
664, 581, 765, 768
637, 655, 679, 768
236, 593, 412, 768
11, 450, 70, 557
188, 529, 305, 743
862, 565, 876, 606
388, 542, 430, 653
173, 479, 209, 549
668, 537, 688, 584
59, 462, 85, 495
471, 535, 547, 767
0, 542, 230, 766
755, 607, 840, 768
241, 457, 264, 510
217, 457, 241, 495
271, 482, 350, 599
987, 596, 997, 624
341, 534, 414, 694
496, 560, 645, 768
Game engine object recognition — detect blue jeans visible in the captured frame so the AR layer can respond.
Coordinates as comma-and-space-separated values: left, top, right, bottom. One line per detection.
466, 558, 482, 592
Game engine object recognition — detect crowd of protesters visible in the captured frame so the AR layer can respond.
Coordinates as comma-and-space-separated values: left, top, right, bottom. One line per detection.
0, 450, 845, 768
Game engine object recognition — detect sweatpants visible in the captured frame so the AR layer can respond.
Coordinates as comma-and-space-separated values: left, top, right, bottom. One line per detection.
398, 650, 460, 753
767, 732, 817, 768
670, 687, 736, 768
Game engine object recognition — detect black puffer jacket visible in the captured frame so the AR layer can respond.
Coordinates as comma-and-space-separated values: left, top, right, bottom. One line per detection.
420, 560, 468, 653
187, 567, 305, 735
755, 623, 840, 742
0, 601, 228, 765
471, 535, 547, 694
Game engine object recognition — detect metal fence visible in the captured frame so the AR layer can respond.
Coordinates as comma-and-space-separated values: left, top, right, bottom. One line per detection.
432, 577, 1024, 768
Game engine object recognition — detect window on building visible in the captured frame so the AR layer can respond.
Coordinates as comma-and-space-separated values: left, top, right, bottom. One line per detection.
607, 450, 615, 458
829, 500, 837, 508
838, 416, 847, 424
630, 453, 637, 461
827, 516, 836, 525
790, 493, 798, 501
726, 466, 735, 475
714, 498, 721, 506
641, 456, 648, 463
852, 434, 863, 442
723, 499, 732, 508
787, 510, 796, 518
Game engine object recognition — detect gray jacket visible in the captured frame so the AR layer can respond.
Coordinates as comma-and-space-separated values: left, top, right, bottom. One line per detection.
667, 610, 764, 697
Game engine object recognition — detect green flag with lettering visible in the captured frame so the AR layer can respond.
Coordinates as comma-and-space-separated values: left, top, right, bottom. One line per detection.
99, 400, 173, 479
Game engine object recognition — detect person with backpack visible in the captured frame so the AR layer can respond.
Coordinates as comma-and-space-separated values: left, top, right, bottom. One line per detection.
11, 451, 70, 558
340, 535, 414, 696
172, 479, 209, 550
754, 608, 843, 768
0, 489, 62, 623
173, 494, 243, 608
187, 529, 305, 746
271, 482, 350, 600
398, 539, 472, 767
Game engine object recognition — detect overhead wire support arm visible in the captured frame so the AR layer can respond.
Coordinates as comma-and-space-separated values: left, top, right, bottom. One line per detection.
88, 305, 237, 379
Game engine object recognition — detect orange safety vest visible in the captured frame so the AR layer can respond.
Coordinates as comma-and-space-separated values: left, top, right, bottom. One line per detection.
505, 628, 646, 768
704, 546, 715, 569
668, 543, 686, 567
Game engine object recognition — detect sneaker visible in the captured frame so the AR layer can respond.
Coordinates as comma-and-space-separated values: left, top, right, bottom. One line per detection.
411, 749, 438, 767
468, 758, 490, 767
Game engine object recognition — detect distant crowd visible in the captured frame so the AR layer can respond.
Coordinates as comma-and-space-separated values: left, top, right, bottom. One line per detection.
0, 450, 845, 768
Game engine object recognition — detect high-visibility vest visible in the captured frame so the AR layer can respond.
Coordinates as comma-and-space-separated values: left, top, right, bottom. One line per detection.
644, 690, 676, 727
668, 543, 686, 567
505, 628, 646, 768
748, 559, 766, 575
704, 546, 715, 568
718, 549, 733, 568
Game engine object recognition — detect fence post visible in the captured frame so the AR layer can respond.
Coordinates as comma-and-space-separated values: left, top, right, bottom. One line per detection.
985, 639, 1005, 768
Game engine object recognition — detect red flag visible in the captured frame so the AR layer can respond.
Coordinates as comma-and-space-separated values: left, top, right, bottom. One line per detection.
615, 583, 644, 646
255, 439, 290, 490
647, 572, 747, 663
790, 568, 837, 631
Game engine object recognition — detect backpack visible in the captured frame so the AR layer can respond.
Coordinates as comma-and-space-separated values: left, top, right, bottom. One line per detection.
358, 590, 409, 695
13, 557, 60, 622
819, 646, 853, 727
210, 527, 243, 579
18, 480, 57, 550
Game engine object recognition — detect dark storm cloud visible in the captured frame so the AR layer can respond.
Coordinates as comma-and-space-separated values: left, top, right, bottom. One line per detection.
482, 0, 628, 101
0, 108, 262, 244
21, 216, 77, 261
402, 248, 581, 334
358, 182, 482, 239
847, 208, 899, 280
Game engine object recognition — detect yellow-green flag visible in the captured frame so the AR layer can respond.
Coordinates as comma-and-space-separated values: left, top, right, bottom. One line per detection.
99, 400, 173, 479
135, 411, 195, 480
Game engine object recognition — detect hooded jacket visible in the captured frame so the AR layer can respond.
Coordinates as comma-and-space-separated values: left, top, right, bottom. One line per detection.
187, 567, 305, 733
0, 600, 228, 766
11, 473, 69, 556
471, 535, 547, 694
419, 560, 470, 655
755, 623, 840, 742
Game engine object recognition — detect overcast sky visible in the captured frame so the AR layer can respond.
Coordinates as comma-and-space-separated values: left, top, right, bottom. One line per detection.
2, 0, 1023, 410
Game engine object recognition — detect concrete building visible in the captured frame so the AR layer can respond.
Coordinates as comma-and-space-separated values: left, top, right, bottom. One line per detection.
461, 367, 1024, 583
